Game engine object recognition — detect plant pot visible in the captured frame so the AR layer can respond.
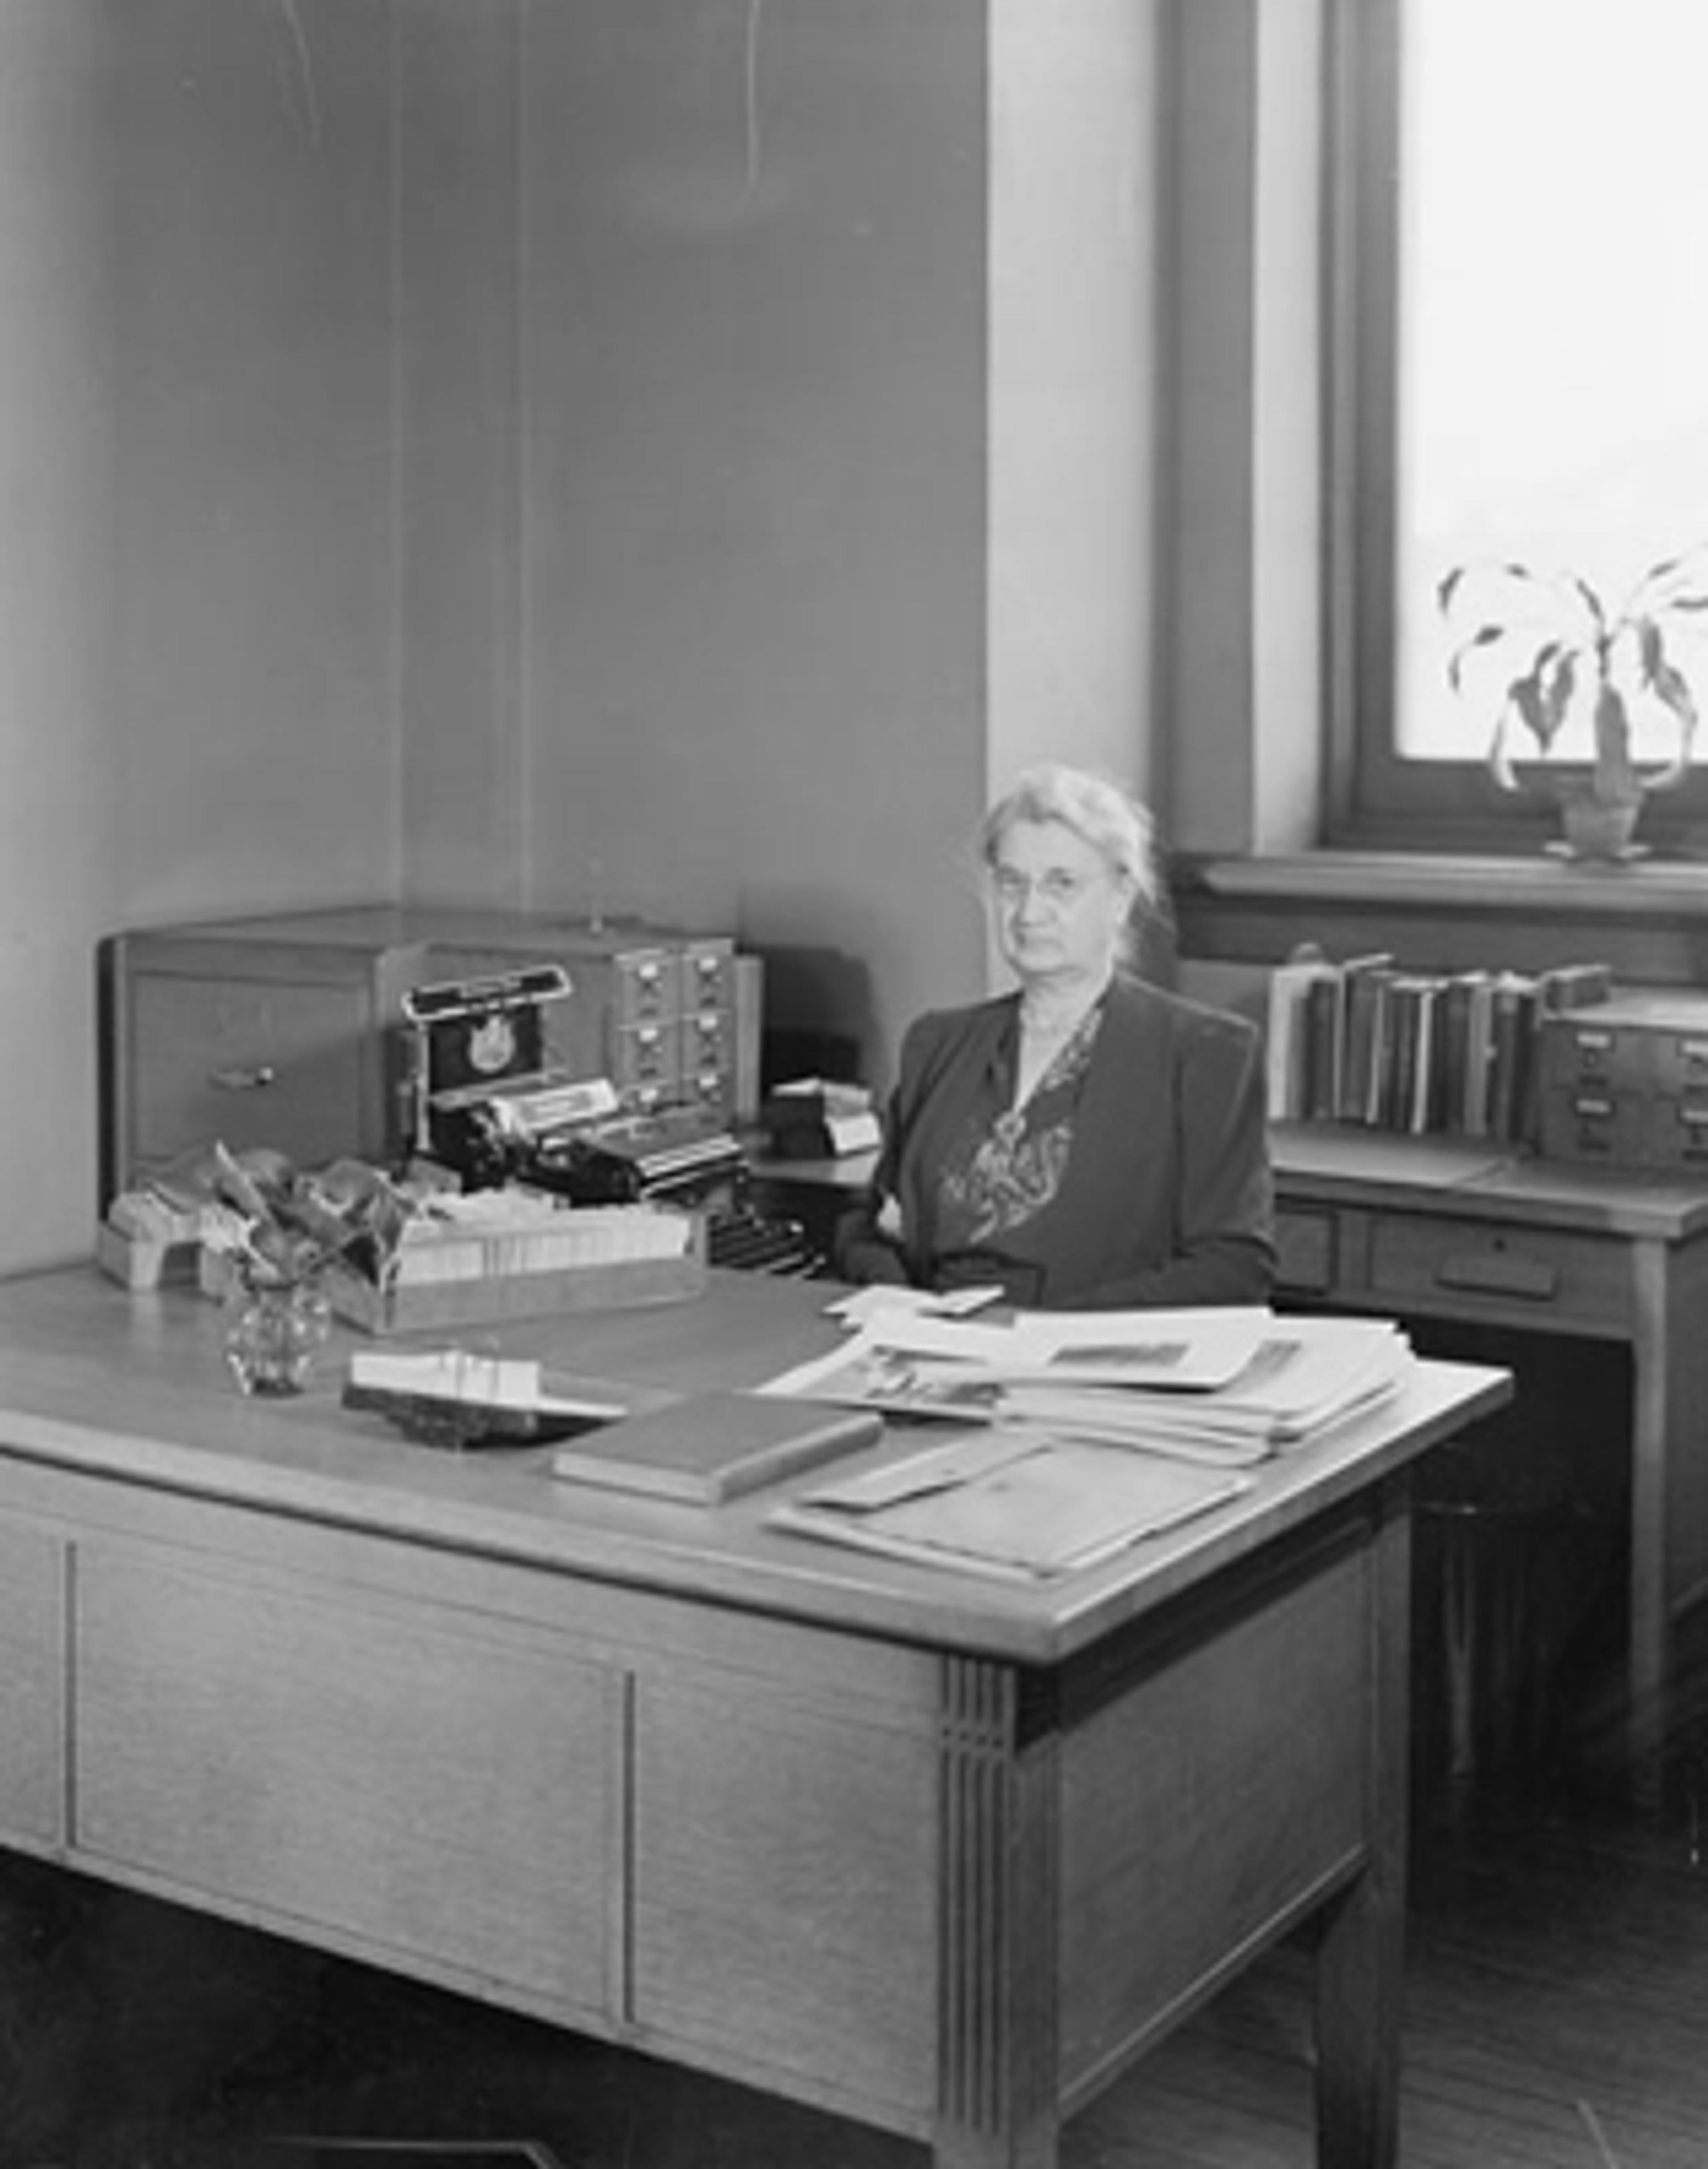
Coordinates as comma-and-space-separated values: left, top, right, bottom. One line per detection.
1555, 793, 1644, 864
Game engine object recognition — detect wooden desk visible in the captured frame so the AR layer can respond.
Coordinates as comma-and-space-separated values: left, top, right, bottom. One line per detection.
0, 1267, 1504, 2168
1270, 1122, 1708, 1778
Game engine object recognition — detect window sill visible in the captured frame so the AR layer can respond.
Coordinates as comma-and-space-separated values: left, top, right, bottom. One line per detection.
1169, 851, 1708, 983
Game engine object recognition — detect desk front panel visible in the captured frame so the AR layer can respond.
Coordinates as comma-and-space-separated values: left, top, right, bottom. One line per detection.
73, 1541, 620, 2018
632, 1671, 940, 2117
0, 1452, 1406, 2158
0, 1453, 953, 2140
1058, 1521, 1374, 2104
0, 1516, 67, 1850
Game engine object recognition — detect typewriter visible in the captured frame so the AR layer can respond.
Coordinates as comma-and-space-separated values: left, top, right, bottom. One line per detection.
402, 968, 822, 1276
518, 1105, 822, 1276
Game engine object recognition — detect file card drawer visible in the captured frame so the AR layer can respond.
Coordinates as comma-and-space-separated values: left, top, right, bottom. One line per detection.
1367, 1214, 1630, 1332
613, 1020, 680, 1097
611, 949, 678, 1026
678, 937, 736, 1014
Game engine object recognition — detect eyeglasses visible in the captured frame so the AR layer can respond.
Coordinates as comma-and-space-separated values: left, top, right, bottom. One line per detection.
990, 868, 1096, 911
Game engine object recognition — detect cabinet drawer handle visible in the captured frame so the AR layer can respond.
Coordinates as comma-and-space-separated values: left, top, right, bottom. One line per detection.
1435, 1250, 1558, 1302
208, 1064, 277, 1093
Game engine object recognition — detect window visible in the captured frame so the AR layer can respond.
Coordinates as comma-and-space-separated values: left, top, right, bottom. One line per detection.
1329, 0, 1708, 848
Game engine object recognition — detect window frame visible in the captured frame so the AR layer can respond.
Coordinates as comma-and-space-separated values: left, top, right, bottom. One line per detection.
1321, 0, 1708, 854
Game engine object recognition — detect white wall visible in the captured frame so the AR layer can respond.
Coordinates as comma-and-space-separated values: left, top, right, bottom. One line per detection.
987, 0, 1161, 828
0, 0, 399, 1270
1164, 0, 1324, 859
0, 4, 113, 1265
396, 0, 996, 1089
987, 0, 1164, 984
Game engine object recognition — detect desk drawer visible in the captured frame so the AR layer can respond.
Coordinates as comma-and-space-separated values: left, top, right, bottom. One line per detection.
130, 973, 371, 1169
1367, 1214, 1630, 1331
1276, 1207, 1338, 1296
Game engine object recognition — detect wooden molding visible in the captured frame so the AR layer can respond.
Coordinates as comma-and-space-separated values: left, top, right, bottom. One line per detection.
1170, 852, 1708, 982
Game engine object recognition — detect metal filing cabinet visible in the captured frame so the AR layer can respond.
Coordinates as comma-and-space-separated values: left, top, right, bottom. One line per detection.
423, 925, 742, 1117
103, 905, 751, 1204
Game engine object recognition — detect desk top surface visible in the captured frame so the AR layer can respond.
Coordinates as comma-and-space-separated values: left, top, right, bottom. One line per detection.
757, 1129, 1708, 1240
1271, 1122, 1708, 1238
0, 1265, 1506, 1667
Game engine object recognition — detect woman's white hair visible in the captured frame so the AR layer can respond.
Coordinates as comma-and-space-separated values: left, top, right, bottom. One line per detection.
977, 762, 1158, 913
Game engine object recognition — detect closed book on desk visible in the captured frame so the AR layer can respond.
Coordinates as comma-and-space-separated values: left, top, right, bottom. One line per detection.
550, 1391, 884, 1504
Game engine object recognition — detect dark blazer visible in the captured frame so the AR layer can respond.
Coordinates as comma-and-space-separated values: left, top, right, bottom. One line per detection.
837, 973, 1275, 1309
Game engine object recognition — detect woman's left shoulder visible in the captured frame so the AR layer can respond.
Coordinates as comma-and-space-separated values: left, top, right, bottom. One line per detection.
1106, 974, 1260, 1049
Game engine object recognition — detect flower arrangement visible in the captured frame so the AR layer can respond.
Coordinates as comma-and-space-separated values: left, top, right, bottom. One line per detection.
182, 1141, 419, 1294
1438, 543, 1708, 854
115, 1143, 426, 1397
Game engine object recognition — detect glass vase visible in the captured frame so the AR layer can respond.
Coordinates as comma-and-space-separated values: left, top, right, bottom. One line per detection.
224, 1278, 332, 1399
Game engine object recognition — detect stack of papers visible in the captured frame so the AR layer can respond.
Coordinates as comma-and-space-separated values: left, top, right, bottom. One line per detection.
759, 1304, 1416, 1580
760, 1306, 1414, 1468
994, 1317, 1414, 1462
770, 1430, 1253, 1582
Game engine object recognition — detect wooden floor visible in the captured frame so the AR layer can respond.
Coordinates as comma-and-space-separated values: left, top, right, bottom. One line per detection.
4, 1737, 1708, 2169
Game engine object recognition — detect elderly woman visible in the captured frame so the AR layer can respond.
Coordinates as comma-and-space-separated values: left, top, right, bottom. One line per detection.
836, 764, 1274, 1309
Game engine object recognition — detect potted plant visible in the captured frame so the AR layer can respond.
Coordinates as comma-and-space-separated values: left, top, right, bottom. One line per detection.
1438, 543, 1708, 858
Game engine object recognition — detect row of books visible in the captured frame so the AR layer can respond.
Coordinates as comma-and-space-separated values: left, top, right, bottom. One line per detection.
1266, 951, 1611, 1142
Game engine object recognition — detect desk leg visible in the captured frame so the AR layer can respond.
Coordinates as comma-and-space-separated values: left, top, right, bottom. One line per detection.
1313, 1495, 1410, 2169
1627, 1241, 1677, 1792
931, 1656, 1061, 2169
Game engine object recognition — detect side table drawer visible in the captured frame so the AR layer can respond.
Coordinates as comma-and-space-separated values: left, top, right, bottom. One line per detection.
1367, 1214, 1631, 1332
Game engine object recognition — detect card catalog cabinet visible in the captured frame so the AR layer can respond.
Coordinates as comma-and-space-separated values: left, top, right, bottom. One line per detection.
103, 906, 749, 1205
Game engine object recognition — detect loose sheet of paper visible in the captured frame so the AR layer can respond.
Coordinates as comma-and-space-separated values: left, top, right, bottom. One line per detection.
775, 1431, 1251, 1580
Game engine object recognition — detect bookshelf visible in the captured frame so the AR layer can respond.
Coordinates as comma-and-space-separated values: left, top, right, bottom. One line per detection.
1265, 951, 1611, 1149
